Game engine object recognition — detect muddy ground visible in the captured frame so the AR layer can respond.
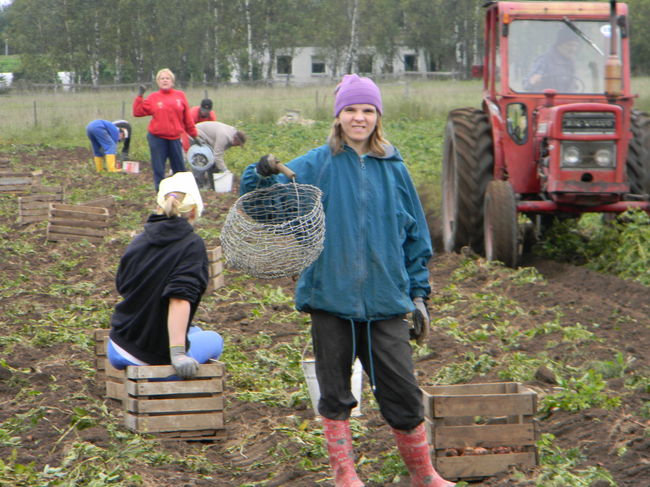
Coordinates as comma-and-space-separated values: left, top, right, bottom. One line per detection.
0, 147, 648, 487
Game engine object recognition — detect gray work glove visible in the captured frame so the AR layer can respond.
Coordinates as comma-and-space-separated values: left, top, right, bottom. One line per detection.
170, 345, 199, 379
138, 84, 146, 97
256, 154, 280, 177
409, 297, 430, 345
190, 136, 205, 146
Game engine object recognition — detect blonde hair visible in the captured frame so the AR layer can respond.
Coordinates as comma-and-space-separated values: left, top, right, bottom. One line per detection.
156, 68, 175, 84
328, 115, 388, 156
158, 192, 196, 221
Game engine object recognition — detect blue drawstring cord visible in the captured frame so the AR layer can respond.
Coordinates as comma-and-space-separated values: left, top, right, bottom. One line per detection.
350, 319, 377, 393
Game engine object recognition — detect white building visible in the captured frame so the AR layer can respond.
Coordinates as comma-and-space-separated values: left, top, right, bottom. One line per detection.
257, 47, 431, 86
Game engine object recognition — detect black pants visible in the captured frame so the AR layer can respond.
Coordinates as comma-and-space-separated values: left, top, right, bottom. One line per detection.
310, 310, 424, 430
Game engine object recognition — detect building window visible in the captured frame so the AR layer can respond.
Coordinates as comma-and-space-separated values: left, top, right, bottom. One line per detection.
311, 57, 326, 74
404, 54, 418, 72
358, 54, 373, 74
277, 56, 292, 75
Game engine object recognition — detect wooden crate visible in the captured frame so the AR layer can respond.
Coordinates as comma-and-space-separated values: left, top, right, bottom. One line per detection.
124, 361, 225, 440
422, 382, 538, 481
0, 157, 10, 170
0, 170, 43, 194
17, 185, 64, 224
47, 203, 110, 243
206, 246, 225, 293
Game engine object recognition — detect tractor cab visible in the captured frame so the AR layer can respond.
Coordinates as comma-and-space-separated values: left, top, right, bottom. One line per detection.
441, 1, 650, 267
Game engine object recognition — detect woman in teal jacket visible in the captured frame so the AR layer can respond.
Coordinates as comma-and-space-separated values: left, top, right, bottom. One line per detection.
240, 75, 454, 487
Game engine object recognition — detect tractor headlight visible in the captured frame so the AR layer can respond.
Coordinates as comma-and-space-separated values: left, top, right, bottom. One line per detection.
562, 145, 581, 166
560, 141, 616, 169
594, 148, 613, 167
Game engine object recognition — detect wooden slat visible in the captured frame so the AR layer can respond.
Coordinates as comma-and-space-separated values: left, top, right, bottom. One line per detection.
49, 208, 109, 221
18, 214, 49, 224
206, 246, 223, 261
106, 380, 126, 402
49, 218, 109, 229
0, 176, 32, 185
433, 424, 536, 449
126, 377, 223, 396
46, 232, 104, 244
49, 203, 109, 215
30, 185, 64, 195
19, 194, 63, 203
209, 261, 224, 277
0, 184, 32, 193
47, 223, 107, 237
431, 393, 535, 418
125, 395, 224, 414
423, 383, 510, 397
435, 452, 537, 480
126, 361, 224, 379
124, 411, 224, 433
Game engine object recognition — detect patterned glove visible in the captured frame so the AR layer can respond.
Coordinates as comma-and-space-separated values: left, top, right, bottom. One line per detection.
409, 297, 430, 345
170, 345, 199, 379
256, 154, 280, 177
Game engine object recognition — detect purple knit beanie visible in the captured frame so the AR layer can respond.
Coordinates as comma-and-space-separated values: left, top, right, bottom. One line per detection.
333, 74, 383, 117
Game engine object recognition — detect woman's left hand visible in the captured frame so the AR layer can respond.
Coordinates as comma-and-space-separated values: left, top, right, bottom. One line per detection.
410, 297, 430, 344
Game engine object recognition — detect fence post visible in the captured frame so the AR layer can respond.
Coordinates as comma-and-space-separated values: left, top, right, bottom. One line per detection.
33, 100, 37, 127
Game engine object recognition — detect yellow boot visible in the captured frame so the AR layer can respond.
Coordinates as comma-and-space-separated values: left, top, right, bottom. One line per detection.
106, 154, 118, 172
94, 156, 104, 172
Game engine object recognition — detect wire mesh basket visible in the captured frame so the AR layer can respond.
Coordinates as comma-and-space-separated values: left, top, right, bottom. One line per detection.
220, 180, 325, 279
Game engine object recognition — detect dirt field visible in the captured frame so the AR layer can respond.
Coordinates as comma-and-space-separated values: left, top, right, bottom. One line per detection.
0, 147, 648, 487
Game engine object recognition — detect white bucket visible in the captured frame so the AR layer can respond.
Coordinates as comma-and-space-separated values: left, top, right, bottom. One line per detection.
213, 171, 233, 192
302, 358, 363, 417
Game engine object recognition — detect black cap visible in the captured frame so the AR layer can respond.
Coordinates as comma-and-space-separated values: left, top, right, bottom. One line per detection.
200, 98, 213, 110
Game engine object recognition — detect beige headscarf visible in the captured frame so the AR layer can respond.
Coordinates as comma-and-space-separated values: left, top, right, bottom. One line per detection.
156, 172, 204, 217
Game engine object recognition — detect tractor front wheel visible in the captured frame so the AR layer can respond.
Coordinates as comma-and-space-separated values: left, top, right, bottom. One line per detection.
484, 180, 519, 268
441, 108, 494, 254
627, 109, 650, 196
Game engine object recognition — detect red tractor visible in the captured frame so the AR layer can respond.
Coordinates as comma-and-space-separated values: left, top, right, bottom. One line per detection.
441, 0, 650, 266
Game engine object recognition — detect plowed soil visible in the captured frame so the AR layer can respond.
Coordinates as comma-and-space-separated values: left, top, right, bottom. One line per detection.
0, 147, 648, 487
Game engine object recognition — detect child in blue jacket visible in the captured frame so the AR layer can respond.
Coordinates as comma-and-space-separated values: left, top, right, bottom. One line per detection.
240, 75, 454, 487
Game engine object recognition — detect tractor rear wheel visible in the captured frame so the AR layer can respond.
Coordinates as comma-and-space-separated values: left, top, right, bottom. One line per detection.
484, 180, 519, 268
441, 108, 494, 254
627, 109, 650, 196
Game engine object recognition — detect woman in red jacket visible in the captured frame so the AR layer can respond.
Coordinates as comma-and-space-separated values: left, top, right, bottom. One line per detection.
133, 68, 198, 190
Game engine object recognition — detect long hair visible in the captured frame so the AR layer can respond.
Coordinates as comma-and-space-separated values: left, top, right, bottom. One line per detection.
328, 115, 388, 156
158, 192, 196, 221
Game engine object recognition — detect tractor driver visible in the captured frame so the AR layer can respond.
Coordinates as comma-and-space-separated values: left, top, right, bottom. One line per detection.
524, 28, 580, 93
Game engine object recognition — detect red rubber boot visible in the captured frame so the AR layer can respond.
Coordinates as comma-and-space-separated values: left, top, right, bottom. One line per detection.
321, 417, 365, 487
392, 423, 456, 487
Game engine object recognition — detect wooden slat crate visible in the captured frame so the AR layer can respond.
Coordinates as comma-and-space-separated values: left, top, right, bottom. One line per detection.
124, 360, 225, 440
17, 185, 65, 224
0, 170, 43, 194
47, 203, 110, 243
206, 246, 225, 293
422, 382, 538, 481
0, 157, 10, 170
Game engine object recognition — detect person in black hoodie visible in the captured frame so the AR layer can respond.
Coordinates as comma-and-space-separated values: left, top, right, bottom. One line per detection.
107, 172, 222, 378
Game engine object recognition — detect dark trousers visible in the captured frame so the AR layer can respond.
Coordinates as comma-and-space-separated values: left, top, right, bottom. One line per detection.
310, 310, 424, 430
147, 133, 185, 190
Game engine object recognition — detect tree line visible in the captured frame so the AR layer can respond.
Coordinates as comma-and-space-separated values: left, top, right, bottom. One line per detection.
1, 0, 650, 86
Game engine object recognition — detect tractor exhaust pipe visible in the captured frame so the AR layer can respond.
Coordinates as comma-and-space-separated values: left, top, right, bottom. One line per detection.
605, 0, 621, 98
